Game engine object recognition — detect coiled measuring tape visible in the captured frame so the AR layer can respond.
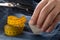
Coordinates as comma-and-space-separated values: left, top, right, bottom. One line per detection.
4, 16, 27, 36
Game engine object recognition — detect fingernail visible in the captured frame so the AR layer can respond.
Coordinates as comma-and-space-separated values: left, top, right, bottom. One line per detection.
46, 31, 51, 33
29, 20, 34, 25
46, 31, 49, 33
36, 25, 41, 28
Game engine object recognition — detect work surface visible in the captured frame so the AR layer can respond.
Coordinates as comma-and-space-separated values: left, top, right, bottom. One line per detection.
0, 6, 60, 40
0, 23, 60, 40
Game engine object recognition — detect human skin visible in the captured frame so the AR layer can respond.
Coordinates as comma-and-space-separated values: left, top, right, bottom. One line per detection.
29, 0, 60, 32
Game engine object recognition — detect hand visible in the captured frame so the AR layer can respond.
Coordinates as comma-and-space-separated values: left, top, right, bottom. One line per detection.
29, 0, 60, 32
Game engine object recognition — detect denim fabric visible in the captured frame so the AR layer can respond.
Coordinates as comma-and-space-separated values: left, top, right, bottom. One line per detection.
0, 6, 60, 40
0, 0, 60, 40
0, 7, 8, 29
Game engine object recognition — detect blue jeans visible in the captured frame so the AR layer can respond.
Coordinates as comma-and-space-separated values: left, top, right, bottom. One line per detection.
0, 6, 60, 40
0, 0, 60, 40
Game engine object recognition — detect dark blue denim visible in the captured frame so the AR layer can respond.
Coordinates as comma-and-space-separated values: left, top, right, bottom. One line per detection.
0, 6, 60, 40
0, 0, 60, 40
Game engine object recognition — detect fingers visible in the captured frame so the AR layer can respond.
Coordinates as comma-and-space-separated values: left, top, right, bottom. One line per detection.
46, 14, 60, 32
29, 0, 48, 25
41, 7, 60, 32
37, 0, 56, 28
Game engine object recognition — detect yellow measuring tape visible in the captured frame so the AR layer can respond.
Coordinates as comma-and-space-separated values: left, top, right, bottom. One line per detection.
4, 16, 27, 36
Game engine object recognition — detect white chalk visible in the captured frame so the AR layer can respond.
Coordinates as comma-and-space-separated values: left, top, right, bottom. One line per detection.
29, 23, 41, 34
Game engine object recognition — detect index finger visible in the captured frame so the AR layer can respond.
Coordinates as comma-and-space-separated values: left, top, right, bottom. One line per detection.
29, 0, 48, 25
